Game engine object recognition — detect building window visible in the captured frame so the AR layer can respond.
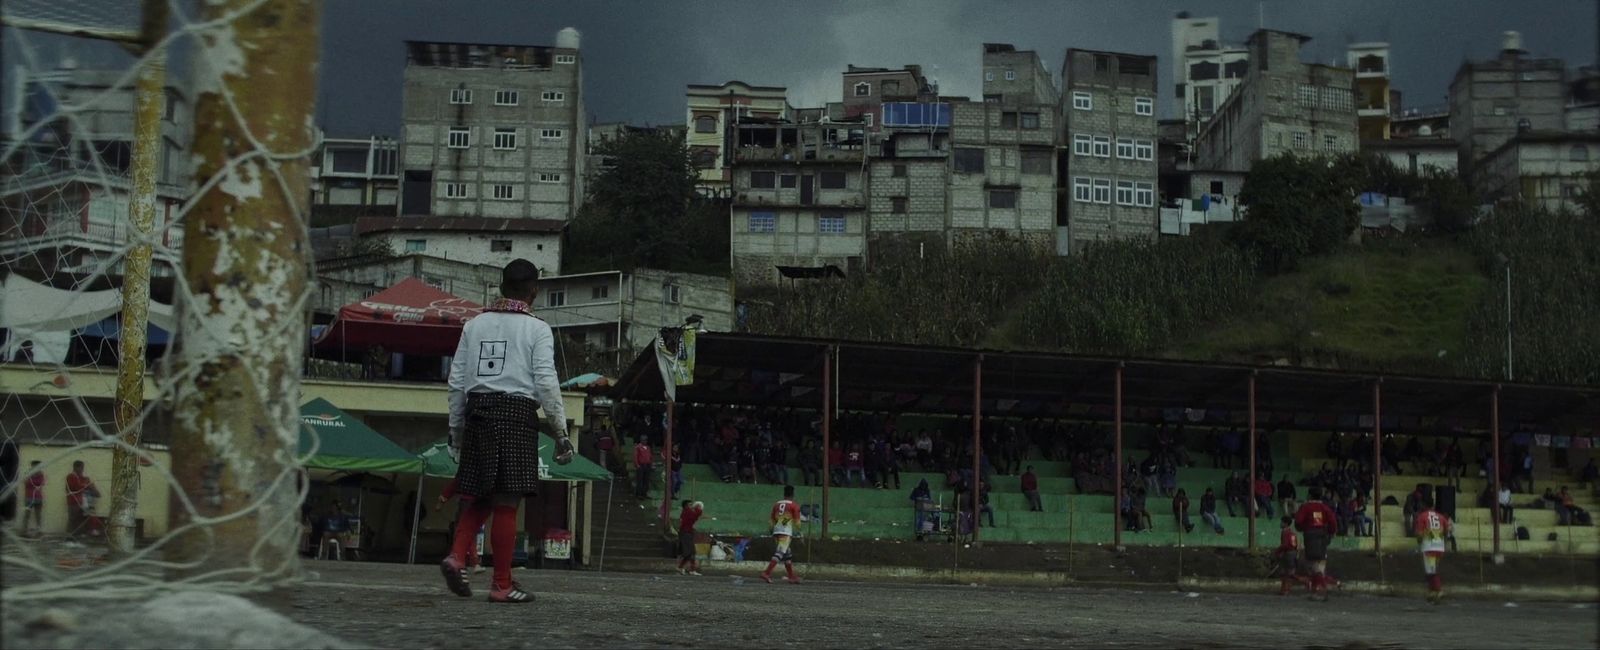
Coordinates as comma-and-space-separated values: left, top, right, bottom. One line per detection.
1116, 138, 1135, 160
1209, 180, 1225, 195
749, 171, 776, 189
491, 184, 515, 200
538, 172, 564, 183
1073, 177, 1092, 203
820, 171, 847, 189
443, 182, 467, 199
541, 90, 565, 102
1020, 112, 1040, 129
1073, 134, 1093, 156
547, 291, 565, 308
984, 71, 994, 81
592, 285, 609, 300
1115, 180, 1135, 206
1004, 70, 1016, 81
1072, 91, 1092, 111
780, 174, 797, 188
891, 197, 908, 213
854, 82, 871, 97
1021, 149, 1051, 175
493, 128, 518, 150
447, 128, 471, 149
1135, 182, 1154, 207
1001, 112, 1019, 128
954, 147, 985, 173
1093, 136, 1111, 158
1135, 139, 1154, 161
540, 129, 565, 140
491, 239, 513, 252
694, 115, 717, 133
1572, 145, 1590, 162
1292, 132, 1309, 149
449, 88, 472, 104
891, 164, 906, 178
1134, 96, 1154, 116
555, 54, 576, 64
665, 284, 681, 304
1092, 178, 1111, 204
988, 190, 1018, 209
1297, 85, 1318, 108
818, 213, 846, 234
1323, 134, 1338, 149
748, 211, 776, 233
405, 239, 426, 252
494, 90, 519, 106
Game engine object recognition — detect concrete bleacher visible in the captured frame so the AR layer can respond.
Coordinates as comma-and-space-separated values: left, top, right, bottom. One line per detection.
641, 430, 1596, 557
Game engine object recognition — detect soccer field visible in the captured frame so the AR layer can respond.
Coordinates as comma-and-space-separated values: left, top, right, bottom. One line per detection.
289, 562, 1597, 649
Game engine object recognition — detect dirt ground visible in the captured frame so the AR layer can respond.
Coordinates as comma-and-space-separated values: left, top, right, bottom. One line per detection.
278, 562, 1597, 649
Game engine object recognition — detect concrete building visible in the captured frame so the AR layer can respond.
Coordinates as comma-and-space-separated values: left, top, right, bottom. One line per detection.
310, 135, 399, 226
1192, 30, 1358, 172
535, 268, 734, 354
727, 118, 867, 286
1448, 32, 1567, 177
1478, 131, 1600, 213
352, 216, 563, 274
685, 82, 791, 197
1363, 138, 1459, 175
981, 43, 1055, 105
840, 65, 938, 128
313, 253, 502, 322
1566, 66, 1600, 132
1, 65, 192, 278
1347, 43, 1394, 140
1059, 48, 1159, 252
1170, 13, 1249, 134
398, 31, 586, 221
865, 100, 953, 256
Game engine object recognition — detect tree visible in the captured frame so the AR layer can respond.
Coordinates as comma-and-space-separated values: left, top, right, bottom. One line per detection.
1235, 153, 1363, 273
565, 129, 728, 275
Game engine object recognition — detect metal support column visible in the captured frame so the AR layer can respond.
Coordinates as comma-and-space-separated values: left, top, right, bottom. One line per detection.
821, 345, 833, 539
1372, 379, 1384, 555
1247, 372, 1257, 552
970, 354, 983, 542
1113, 363, 1124, 550
1490, 385, 1503, 559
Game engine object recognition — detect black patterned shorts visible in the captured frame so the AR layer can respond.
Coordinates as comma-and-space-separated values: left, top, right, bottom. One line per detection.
455, 393, 542, 498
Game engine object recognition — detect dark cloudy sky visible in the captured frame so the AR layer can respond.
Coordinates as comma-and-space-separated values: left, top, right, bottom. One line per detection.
7, 1, 1592, 136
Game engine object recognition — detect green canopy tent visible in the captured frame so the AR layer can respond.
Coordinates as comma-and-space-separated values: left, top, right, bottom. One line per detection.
406, 435, 610, 563
299, 398, 421, 473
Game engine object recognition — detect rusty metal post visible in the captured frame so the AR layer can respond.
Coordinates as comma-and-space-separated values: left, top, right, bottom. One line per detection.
1247, 372, 1257, 552
108, 0, 170, 556
661, 401, 674, 531
1490, 385, 1503, 559
168, 0, 320, 579
970, 354, 983, 542
821, 345, 833, 538
1372, 379, 1384, 556
1113, 363, 1123, 550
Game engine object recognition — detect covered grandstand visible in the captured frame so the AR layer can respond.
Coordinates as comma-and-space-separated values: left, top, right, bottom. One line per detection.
610, 333, 1600, 557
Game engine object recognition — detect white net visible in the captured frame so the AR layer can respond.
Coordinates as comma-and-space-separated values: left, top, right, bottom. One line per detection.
2, 0, 321, 601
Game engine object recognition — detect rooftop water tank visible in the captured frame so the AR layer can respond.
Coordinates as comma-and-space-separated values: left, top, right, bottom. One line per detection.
556, 27, 581, 50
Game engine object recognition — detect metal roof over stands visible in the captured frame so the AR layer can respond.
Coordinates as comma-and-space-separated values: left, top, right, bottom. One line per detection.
612, 332, 1600, 434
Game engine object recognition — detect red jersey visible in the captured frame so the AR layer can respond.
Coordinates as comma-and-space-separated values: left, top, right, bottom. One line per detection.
679, 504, 702, 534
1294, 501, 1338, 536
1276, 528, 1299, 557
634, 444, 653, 466
1412, 508, 1453, 554
770, 499, 802, 536
65, 472, 94, 508
25, 471, 44, 501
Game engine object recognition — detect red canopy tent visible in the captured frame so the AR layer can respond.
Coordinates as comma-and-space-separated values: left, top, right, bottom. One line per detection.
314, 278, 483, 358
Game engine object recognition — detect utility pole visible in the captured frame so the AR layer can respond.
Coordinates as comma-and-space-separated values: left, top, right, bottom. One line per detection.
106, 0, 169, 557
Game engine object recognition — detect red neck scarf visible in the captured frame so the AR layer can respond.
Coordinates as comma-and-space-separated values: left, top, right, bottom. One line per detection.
485, 298, 533, 315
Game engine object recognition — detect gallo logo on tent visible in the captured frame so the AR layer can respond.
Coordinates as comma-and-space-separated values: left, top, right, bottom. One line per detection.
303, 414, 346, 428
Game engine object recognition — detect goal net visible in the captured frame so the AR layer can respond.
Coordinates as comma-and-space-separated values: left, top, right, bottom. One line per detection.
2, 0, 322, 600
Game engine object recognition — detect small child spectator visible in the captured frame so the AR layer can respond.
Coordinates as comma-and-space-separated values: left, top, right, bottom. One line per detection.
1274, 515, 1304, 596
1199, 487, 1225, 534
1172, 488, 1195, 534
1021, 466, 1042, 512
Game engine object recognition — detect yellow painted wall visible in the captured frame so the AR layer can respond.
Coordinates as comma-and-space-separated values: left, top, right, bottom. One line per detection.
16, 444, 173, 538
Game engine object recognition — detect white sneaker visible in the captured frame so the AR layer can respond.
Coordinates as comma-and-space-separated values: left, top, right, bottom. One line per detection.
472, 566, 486, 575
677, 567, 687, 575
689, 571, 702, 576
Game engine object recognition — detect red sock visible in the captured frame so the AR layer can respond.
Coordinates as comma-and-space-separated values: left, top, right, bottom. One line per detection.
784, 563, 796, 581
450, 498, 491, 566
762, 560, 777, 577
1428, 575, 1442, 592
490, 502, 520, 591
691, 559, 700, 572
677, 557, 687, 569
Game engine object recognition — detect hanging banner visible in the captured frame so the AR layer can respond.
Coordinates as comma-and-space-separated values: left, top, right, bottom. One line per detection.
655, 327, 697, 402
778, 372, 803, 385
1533, 434, 1552, 447
1574, 437, 1593, 449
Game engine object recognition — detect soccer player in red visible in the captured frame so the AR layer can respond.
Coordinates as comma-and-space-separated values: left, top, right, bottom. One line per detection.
677, 500, 704, 576
1273, 515, 1306, 595
1412, 496, 1453, 604
760, 485, 804, 585
434, 477, 482, 574
1293, 486, 1339, 600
